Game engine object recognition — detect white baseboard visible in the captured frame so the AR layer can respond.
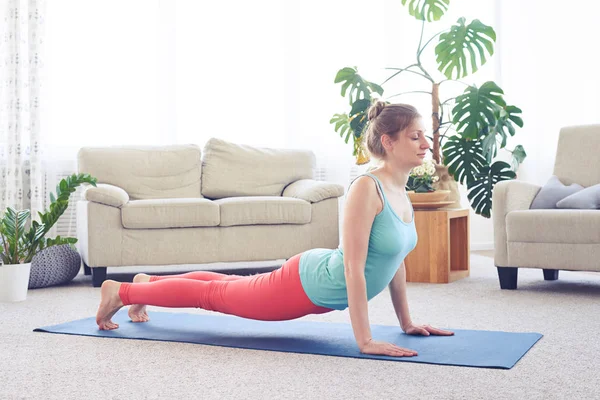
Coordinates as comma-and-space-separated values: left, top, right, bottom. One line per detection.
470, 242, 494, 251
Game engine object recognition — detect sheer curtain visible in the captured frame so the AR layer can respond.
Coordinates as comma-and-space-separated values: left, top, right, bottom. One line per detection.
0, 0, 45, 219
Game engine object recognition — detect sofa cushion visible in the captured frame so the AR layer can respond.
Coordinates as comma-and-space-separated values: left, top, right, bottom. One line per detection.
556, 183, 600, 209
78, 145, 202, 200
201, 138, 315, 199
506, 209, 600, 244
215, 197, 311, 227
121, 198, 219, 229
529, 175, 583, 209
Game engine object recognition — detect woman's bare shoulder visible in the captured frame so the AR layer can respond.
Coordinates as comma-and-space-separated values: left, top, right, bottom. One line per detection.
348, 175, 378, 195
346, 175, 383, 214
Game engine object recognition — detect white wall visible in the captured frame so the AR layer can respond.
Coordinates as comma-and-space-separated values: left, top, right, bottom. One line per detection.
497, 0, 600, 186
282, 0, 499, 249
43, 1, 600, 250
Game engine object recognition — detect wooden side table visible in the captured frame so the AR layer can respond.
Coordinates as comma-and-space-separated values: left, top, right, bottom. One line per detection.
404, 208, 470, 283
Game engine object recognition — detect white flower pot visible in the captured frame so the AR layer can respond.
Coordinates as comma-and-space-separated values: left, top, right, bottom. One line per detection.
0, 263, 32, 302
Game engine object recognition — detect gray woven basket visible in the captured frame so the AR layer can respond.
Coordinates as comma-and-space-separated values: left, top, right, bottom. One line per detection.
29, 244, 81, 289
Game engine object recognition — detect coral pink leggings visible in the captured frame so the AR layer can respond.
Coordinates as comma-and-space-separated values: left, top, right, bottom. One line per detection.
118, 253, 333, 321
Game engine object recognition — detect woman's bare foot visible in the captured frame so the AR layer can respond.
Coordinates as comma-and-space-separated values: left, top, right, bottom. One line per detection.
96, 280, 124, 330
128, 273, 151, 323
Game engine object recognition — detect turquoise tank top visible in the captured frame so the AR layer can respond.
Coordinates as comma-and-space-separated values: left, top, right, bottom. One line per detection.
298, 173, 418, 310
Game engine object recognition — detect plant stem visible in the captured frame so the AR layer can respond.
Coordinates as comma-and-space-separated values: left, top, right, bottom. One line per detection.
417, 28, 450, 60
439, 123, 455, 148
0, 230, 9, 261
432, 82, 441, 164
440, 97, 457, 107
415, 20, 434, 82
386, 90, 432, 99
439, 79, 470, 87
382, 65, 429, 84
417, 19, 426, 56
13, 215, 20, 263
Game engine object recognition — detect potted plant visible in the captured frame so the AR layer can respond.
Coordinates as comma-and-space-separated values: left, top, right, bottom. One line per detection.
406, 158, 452, 206
0, 173, 96, 302
331, 0, 527, 218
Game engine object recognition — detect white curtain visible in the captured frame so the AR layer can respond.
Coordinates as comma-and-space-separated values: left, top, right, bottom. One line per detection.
0, 0, 45, 219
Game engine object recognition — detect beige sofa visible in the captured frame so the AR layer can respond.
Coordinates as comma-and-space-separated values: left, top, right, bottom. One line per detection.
493, 124, 600, 289
77, 138, 344, 287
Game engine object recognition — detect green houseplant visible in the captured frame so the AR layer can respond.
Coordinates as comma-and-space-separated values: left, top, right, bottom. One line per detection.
0, 173, 97, 302
331, 0, 527, 218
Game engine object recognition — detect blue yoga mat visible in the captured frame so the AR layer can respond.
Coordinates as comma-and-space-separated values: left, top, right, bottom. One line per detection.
34, 309, 542, 369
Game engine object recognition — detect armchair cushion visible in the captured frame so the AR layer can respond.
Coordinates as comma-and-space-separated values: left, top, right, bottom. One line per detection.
84, 184, 129, 208
282, 179, 344, 203
530, 176, 583, 209
215, 197, 311, 227
556, 183, 600, 209
121, 198, 219, 229
507, 209, 600, 244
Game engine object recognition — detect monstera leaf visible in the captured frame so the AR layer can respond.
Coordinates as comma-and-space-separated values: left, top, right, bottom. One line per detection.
334, 67, 383, 105
494, 105, 523, 143
467, 161, 516, 218
510, 145, 527, 171
401, 0, 450, 22
349, 99, 372, 138
330, 113, 352, 144
442, 136, 487, 185
479, 104, 524, 164
480, 127, 498, 165
435, 18, 496, 79
452, 81, 506, 140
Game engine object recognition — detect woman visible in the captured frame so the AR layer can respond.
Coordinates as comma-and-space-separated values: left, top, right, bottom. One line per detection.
95, 101, 454, 357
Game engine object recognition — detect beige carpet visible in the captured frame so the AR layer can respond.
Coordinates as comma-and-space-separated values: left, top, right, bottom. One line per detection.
1, 253, 599, 400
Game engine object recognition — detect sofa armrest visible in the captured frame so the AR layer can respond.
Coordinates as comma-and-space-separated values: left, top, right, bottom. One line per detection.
492, 179, 541, 266
282, 179, 344, 203
83, 183, 130, 208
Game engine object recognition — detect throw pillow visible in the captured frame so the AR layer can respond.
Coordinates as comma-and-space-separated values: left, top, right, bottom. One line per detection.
529, 176, 584, 209
556, 183, 600, 209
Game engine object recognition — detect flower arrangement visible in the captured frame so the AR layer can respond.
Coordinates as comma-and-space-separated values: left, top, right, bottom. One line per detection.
407, 159, 439, 193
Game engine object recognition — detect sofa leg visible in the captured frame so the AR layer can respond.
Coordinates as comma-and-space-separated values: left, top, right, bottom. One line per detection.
83, 262, 92, 276
497, 267, 518, 290
92, 267, 107, 288
543, 269, 559, 281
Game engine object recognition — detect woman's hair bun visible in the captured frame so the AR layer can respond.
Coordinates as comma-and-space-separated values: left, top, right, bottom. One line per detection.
368, 100, 386, 121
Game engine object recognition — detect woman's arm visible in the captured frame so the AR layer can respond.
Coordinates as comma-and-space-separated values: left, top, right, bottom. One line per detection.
343, 177, 419, 357
389, 261, 455, 337
388, 261, 413, 331
342, 176, 379, 349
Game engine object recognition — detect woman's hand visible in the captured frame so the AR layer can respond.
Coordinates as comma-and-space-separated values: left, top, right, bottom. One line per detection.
403, 322, 454, 336
360, 339, 418, 357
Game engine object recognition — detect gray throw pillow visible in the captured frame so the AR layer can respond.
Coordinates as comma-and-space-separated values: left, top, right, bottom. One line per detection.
556, 183, 600, 209
530, 176, 584, 209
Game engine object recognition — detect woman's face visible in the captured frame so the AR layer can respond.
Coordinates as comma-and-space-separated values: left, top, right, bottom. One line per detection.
382, 118, 430, 169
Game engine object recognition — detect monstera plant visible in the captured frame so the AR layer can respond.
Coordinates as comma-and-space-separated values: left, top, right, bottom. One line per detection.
331, 0, 527, 218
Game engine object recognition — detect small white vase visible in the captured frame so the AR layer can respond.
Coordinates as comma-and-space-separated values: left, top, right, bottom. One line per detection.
0, 263, 32, 302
